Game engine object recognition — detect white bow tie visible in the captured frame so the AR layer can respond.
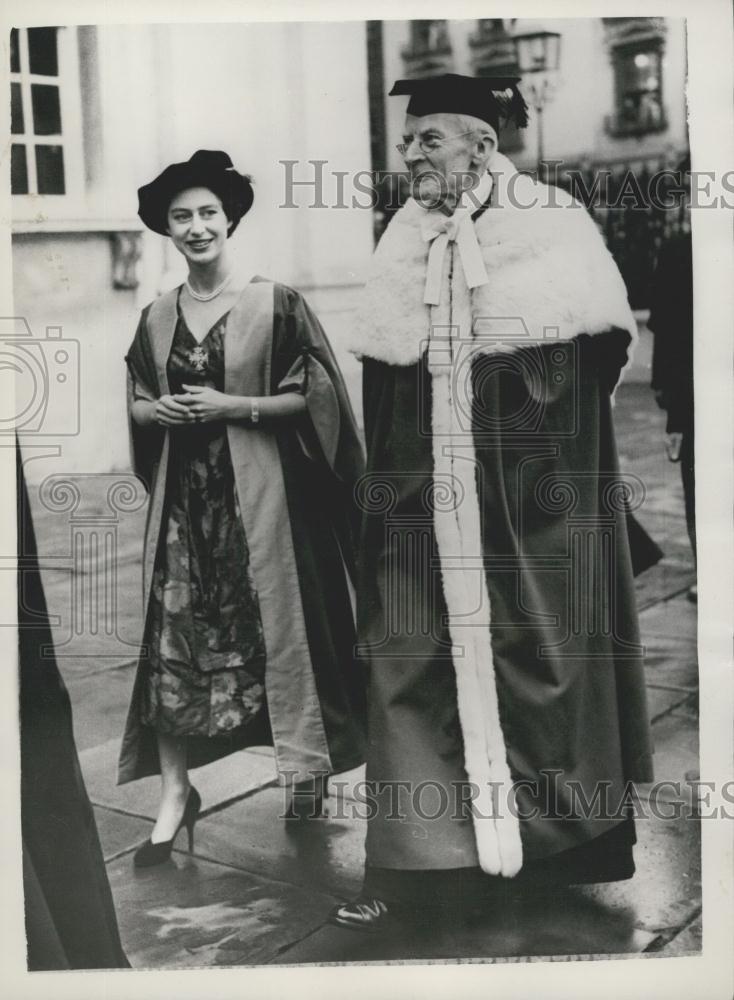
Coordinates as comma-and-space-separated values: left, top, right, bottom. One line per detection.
420, 172, 493, 307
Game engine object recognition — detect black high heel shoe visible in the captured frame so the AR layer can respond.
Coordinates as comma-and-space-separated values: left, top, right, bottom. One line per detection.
133, 786, 201, 868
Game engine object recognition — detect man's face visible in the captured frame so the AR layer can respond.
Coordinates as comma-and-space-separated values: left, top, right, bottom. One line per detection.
401, 113, 488, 213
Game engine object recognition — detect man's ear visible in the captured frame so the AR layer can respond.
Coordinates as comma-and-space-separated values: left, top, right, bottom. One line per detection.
472, 132, 496, 169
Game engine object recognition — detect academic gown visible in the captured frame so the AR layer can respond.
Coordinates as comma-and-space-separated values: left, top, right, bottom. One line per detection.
359, 333, 653, 877
18, 443, 129, 969
349, 151, 655, 886
118, 277, 366, 785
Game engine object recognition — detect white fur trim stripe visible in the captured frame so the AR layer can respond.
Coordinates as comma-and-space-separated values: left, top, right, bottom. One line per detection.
428, 245, 523, 877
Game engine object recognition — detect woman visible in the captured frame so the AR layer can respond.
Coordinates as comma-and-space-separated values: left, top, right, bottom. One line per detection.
119, 150, 366, 866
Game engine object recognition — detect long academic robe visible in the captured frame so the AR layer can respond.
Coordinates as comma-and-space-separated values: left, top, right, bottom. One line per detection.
18, 443, 129, 969
648, 231, 694, 436
349, 152, 655, 879
118, 277, 366, 785
648, 232, 695, 558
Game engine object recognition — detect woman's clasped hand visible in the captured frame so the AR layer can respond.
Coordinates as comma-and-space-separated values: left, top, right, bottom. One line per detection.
154, 384, 236, 425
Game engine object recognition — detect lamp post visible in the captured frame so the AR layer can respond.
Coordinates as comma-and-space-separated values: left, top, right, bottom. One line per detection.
512, 28, 561, 176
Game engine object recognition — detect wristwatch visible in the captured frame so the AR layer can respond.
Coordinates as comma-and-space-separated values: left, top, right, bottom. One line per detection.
250, 399, 260, 425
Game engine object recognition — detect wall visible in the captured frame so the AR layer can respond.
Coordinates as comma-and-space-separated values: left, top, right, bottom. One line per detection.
12, 20, 374, 481
381, 17, 689, 172
11, 233, 137, 478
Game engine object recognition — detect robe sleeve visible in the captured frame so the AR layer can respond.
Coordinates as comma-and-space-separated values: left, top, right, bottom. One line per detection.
584, 327, 633, 396
647, 236, 694, 434
271, 284, 365, 486
579, 328, 665, 577
276, 347, 341, 468
124, 307, 164, 493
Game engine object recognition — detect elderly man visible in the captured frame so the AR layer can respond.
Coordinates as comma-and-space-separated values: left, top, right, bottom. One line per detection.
332, 74, 654, 930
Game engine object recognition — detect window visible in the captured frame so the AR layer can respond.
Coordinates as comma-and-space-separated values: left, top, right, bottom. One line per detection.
616, 48, 664, 133
401, 20, 453, 77
603, 19, 668, 138
407, 21, 450, 57
10, 26, 84, 210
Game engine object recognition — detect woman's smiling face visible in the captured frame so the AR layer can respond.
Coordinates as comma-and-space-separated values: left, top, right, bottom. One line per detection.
166, 187, 230, 265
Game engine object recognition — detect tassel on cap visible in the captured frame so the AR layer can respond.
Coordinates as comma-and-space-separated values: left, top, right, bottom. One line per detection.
389, 73, 530, 133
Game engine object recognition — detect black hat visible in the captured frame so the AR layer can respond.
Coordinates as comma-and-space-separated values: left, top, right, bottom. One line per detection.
137, 150, 254, 237
389, 73, 529, 133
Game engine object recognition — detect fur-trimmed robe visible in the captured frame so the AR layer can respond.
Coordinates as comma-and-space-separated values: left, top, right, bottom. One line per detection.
350, 153, 654, 878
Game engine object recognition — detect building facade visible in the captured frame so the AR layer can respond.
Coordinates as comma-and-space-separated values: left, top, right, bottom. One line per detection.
10, 17, 688, 479
372, 17, 690, 306
10, 21, 373, 478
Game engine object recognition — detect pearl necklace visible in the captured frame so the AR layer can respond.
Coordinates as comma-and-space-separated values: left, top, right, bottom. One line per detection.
185, 272, 233, 302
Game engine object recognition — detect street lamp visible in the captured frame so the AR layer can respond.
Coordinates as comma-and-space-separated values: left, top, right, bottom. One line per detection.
512, 27, 561, 174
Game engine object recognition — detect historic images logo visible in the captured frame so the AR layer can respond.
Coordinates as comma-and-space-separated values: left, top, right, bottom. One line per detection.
6, 316, 147, 656
418, 318, 580, 440
354, 317, 646, 660
0, 317, 80, 437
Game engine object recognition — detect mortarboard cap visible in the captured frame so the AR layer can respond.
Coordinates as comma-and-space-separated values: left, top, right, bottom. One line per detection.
389, 73, 529, 133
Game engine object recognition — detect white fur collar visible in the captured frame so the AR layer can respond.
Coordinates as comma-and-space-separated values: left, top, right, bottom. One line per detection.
349, 152, 637, 370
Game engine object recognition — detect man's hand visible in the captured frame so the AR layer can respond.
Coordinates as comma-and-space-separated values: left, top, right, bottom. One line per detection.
177, 384, 233, 423
666, 432, 683, 462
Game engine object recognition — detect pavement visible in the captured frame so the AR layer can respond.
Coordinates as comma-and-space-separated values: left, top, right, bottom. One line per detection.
26, 373, 701, 968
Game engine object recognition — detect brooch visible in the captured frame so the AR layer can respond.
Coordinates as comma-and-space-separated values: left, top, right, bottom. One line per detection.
187, 346, 209, 373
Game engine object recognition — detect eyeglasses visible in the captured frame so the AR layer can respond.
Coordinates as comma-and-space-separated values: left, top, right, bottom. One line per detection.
395, 130, 476, 157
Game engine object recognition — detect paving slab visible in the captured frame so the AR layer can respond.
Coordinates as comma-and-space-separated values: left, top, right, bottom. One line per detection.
643, 634, 698, 692
191, 785, 365, 898
637, 711, 700, 804
669, 692, 698, 721
107, 852, 336, 969
274, 815, 700, 964
40, 571, 144, 678
327, 763, 366, 802
276, 819, 701, 964
633, 483, 687, 519
274, 884, 658, 964
47, 645, 141, 678
645, 686, 689, 723
79, 738, 277, 819
661, 912, 703, 956
635, 560, 696, 608
639, 595, 698, 641
30, 490, 147, 677
66, 663, 137, 752
580, 814, 701, 936
93, 805, 153, 861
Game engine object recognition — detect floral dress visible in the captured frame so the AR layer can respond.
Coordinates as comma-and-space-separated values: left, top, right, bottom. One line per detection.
140, 307, 267, 737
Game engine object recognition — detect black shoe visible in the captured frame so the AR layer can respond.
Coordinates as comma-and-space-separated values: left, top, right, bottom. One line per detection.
133, 786, 201, 868
329, 897, 392, 932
